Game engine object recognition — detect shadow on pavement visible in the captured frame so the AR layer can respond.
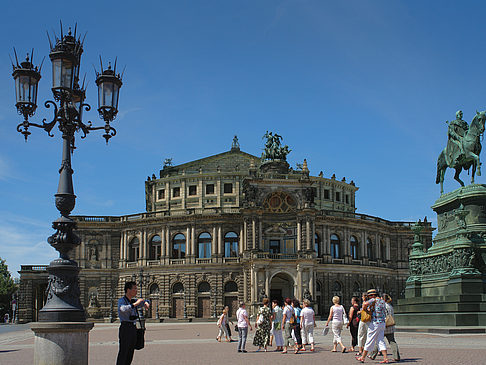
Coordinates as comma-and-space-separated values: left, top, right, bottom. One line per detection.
0, 350, 19, 354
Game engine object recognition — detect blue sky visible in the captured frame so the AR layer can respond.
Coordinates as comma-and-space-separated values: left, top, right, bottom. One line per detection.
1, 0, 486, 277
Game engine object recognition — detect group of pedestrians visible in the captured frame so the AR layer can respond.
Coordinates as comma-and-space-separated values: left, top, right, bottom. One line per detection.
231, 297, 316, 354
224, 288, 400, 363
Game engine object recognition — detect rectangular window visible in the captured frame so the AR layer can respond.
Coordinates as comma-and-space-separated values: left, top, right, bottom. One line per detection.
269, 240, 280, 254
345, 194, 349, 204
205, 184, 215, 195
324, 189, 330, 199
157, 189, 165, 200
336, 192, 341, 201
224, 183, 233, 194
173, 187, 180, 198
188, 185, 197, 196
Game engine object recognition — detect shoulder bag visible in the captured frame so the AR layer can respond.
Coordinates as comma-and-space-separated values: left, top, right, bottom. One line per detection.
342, 306, 349, 325
134, 303, 146, 350
360, 302, 374, 323
385, 305, 395, 327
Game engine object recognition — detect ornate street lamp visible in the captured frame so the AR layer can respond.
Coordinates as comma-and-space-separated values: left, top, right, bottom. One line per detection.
11, 25, 123, 323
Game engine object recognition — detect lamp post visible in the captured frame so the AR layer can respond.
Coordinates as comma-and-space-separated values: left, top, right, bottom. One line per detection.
132, 268, 151, 320
11, 26, 122, 322
11, 24, 123, 365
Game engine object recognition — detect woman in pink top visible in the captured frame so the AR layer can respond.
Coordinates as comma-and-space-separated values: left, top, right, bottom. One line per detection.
325, 296, 347, 353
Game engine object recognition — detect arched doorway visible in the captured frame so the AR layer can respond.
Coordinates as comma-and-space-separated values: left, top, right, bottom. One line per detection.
270, 272, 294, 306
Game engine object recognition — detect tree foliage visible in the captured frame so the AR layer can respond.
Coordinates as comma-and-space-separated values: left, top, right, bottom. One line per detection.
0, 258, 17, 317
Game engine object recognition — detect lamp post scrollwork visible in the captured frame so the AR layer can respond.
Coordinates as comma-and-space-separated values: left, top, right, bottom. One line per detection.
11, 24, 123, 322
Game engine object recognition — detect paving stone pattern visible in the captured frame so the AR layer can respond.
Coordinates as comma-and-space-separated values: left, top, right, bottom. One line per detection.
1, 322, 485, 364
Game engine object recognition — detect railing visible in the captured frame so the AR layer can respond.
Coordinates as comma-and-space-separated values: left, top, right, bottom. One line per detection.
223, 257, 240, 263
169, 259, 185, 265
320, 210, 432, 228
20, 265, 48, 271
127, 262, 138, 268
332, 258, 344, 264
196, 258, 212, 264
147, 260, 159, 266
254, 253, 298, 260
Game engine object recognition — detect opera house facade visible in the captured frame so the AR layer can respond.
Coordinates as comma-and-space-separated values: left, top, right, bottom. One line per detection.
18, 137, 432, 322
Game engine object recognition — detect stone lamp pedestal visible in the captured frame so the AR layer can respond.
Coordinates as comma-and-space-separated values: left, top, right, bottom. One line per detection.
31, 322, 94, 365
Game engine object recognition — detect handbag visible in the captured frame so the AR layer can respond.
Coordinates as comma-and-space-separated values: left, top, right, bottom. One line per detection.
234, 325, 239, 332
342, 307, 349, 325
385, 314, 395, 327
134, 304, 145, 350
322, 326, 329, 336
360, 302, 374, 323
257, 313, 264, 325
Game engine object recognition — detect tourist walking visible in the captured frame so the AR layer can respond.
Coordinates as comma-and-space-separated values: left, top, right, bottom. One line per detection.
272, 299, 284, 351
356, 289, 389, 363
291, 299, 303, 349
369, 294, 400, 362
217, 307, 230, 342
281, 297, 300, 354
253, 297, 272, 351
300, 299, 315, 351
347, 296, 360, 352
325, 296, 347, 353
357, 292, 369, 357
236, 302, 252, 353
224, 306, 235, 341
116, 281, 150, 365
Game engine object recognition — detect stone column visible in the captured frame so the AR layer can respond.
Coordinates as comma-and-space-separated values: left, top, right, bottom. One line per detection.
119, 233, 125, 267
296, 265, 302, 300
265, 271, 270, 298
309, 267, 314, 297
212, 227, 217, 260
239, 226, 244, 255
306, 219, 311, 250
186, 227, 191, 257
191, 226, 196, 260
166, 227, 171, 262
161, 227, 166, 259
258, 219, 262, 251
243, 219, 248, 252
218, 226, 223, 259
297, 220, 302, 251
80, 239, 86, 269
252, 219, 256, 251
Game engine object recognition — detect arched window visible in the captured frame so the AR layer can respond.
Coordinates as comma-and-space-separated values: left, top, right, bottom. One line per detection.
172, 233, 186, 259
149, 235, 161, 260
128, 237, 139, 262
224, 281, 238, 293
367, 238, 374, 260
314, 233, 321, 257
352, 281, 361, 295
198, 281, 211, 293
149, 283, 160, 295
224, 232, 238, 257
380, 240, 387, 261
172, 282, 184, 294
331, 234, 340, 259
332, 281, 343, 296
350, 235, 359, 260
198, 232, 212, 258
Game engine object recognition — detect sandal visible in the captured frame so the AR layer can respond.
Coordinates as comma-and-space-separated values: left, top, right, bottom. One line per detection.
355, 357, 365, 363
281, 351, 287, 354
342, 347, 347, 353
310, 348, 315, 352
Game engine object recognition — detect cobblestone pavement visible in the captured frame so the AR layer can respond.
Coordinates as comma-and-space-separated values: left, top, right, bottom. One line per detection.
1, 322, 485, 365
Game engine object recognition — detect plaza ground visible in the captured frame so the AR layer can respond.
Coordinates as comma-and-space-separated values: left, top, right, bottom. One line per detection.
1, 321, 486, 364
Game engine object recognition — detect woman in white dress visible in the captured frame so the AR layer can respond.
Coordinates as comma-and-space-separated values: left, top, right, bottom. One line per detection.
271, 299, 284, 351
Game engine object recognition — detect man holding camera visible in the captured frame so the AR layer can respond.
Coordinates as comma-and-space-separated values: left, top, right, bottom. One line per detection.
117, 281, 150, 365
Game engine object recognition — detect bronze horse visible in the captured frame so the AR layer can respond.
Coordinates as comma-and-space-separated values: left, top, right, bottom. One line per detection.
436, 111, 486, 194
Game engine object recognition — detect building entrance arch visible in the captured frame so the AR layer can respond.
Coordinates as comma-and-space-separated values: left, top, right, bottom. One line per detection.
270, 272, 294, 306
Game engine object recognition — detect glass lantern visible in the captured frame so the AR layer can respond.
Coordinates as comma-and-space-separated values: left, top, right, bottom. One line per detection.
71, 86, 86, 122
12, 56, 41, 118
96, 64, 123, 122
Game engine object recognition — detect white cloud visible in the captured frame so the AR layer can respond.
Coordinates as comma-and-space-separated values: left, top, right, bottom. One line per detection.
0, 213, 57, 278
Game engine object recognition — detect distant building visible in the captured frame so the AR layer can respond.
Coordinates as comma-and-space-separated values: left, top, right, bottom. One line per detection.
18, 138, 433, 322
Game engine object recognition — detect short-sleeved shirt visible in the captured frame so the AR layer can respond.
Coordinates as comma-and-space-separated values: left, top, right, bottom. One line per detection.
367, 298, 386, 324
236, 308, 248, 328
273, 306, 283, 329
294, 306, 302, 324
282, 305, 294, 323
300, 307, 315, 326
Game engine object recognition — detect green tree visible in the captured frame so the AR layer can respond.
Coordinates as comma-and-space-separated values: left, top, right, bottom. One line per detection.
0, 258, 17, 319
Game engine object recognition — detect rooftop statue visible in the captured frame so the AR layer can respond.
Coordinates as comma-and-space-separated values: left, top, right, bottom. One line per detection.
262, 131, 291, 161
436, 110, 486, 194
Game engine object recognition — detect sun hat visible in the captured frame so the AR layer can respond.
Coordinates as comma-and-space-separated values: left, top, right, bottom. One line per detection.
366, 289, 378, 296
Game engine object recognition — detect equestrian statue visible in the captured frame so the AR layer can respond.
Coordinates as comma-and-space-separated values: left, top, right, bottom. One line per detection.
436, 110, 486, 194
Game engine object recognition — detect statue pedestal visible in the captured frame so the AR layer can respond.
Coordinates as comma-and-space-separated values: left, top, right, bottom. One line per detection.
31, 322, 94, 365
396, 185, 486, 327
